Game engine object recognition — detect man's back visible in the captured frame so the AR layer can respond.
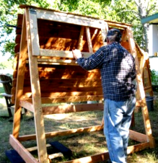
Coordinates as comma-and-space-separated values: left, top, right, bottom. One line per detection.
100, 42, 136, 101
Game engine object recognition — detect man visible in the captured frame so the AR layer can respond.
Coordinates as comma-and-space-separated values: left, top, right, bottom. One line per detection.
72, 28, 136, 163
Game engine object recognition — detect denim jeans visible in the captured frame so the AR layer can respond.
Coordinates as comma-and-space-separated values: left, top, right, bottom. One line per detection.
103, 97, 135, 163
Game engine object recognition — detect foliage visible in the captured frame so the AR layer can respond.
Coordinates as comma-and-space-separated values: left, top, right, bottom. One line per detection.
151, 70, 158, 85
0, 63, 7, 69
46, 0, 158, 51
0, 0, 49, 58
0, 0, 158, 59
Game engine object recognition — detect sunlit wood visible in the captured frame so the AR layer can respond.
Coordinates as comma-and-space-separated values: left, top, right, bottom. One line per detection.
26, 8, 49, 163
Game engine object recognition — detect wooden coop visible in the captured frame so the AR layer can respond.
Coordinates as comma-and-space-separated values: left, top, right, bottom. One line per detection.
10, 5, 155, 163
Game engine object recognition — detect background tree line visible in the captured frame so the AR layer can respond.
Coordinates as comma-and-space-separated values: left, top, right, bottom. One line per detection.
0, 0, 158, 60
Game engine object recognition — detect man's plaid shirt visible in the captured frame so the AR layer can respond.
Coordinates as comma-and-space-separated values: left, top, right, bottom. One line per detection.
77, 42, 136, 101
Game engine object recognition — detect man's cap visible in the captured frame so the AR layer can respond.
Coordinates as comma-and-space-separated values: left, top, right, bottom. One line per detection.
105, 28, 122, 42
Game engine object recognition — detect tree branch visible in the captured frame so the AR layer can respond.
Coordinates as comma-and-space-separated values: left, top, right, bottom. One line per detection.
117, 10, 140, 18
134, 0, 140, 7
147, 5, 156, 15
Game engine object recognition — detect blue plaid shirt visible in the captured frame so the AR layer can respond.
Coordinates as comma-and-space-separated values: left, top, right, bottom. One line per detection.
77, 42, 136, 101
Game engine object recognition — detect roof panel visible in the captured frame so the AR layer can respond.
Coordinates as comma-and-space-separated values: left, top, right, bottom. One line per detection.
141, 13, 158, 24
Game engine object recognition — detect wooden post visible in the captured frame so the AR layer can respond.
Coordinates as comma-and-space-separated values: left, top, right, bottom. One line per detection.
127, 27, 155, 148
26, 8, 50, 163
86, 27, 93, 53
77, 26, 84, 50
12, 11, 28, 138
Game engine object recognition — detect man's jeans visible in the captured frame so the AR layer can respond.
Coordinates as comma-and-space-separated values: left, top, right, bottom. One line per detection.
103, 97, 135, 163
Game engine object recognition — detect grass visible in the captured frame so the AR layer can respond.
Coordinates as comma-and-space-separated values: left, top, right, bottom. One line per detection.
1, 81, 158, 162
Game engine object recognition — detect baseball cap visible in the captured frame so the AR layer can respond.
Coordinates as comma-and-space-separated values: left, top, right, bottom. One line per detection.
105, 28, 122, 42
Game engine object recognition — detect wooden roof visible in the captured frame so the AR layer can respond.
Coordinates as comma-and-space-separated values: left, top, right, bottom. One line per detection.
19, 4, 132, 28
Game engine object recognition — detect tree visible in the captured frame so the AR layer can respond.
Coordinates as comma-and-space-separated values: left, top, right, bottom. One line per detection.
49, 0, 158, 51
0, 0, 158, 60
0, 0, 49, 58
104, 0, 158, 51
133, 0, 158, 52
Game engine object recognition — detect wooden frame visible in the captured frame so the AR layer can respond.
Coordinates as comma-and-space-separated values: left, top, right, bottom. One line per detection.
10, 5, 155, 163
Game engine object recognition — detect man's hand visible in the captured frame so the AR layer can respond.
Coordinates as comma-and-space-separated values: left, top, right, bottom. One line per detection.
72, 49, 82, 59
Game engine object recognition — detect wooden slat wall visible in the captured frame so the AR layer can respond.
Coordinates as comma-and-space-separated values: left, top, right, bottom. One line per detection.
12, 63, 103, 103
13, 14, 105, 104
15, 14, 103, 53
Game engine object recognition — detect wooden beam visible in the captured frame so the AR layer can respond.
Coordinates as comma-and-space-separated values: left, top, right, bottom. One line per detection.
77, 26, 84, 50
19, 100, 103, 114
127, 26, 155, 148
28, 8, 40, 56
100, 23, 108, 43
37, 58, 77, 65
64, 152, 109, 163
12, 11, 28, 138
26, 8, 49, 163
9, 135, 38, 163
49, 153, 64, 160
129, 130, 147, 143
42, 103, 103, 114
27, 144, 51, 152
19, 100, 34, 112
127, 142, 150, 154
63, 142, 150, 163
36, 9, 106, 29
39, 49, 92, 58
20, 95, 104, 104
86, 27, 93, 53
18, 125, 103, 141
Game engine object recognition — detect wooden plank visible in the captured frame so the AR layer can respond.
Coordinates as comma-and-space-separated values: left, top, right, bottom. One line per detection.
15, 87, 103, 96
34, 85, 102, 92
29, 9, 40, 56
19, 100, 34, 112
64, 152, 109, 163
13, 78, 102, 87
39, 49, 92, 58
26, 8, 49, 163
13, 66, 101, 81
63, 141, 150, 163
107, 21, 131, 28
37, 58, 77, 65
9, 135, 38, 163
21, 78, 102, 88
86, 27, 93, 53
129, 130, 147, 143
20, 5, 131, 28
49, 153, 63, 159
12, 11, 28, 138
20, 95, 104, 104
77, 26, 84, 50
36, 9, 106, 29
127, 26, 155, 148
100, 23, 108, 43
19, 101, 103, 114
18, 125, 104, 141
64, 142, 150, 163
27, 144, 51, 152
127, 142, 150, 154
42, 103, 103, 114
